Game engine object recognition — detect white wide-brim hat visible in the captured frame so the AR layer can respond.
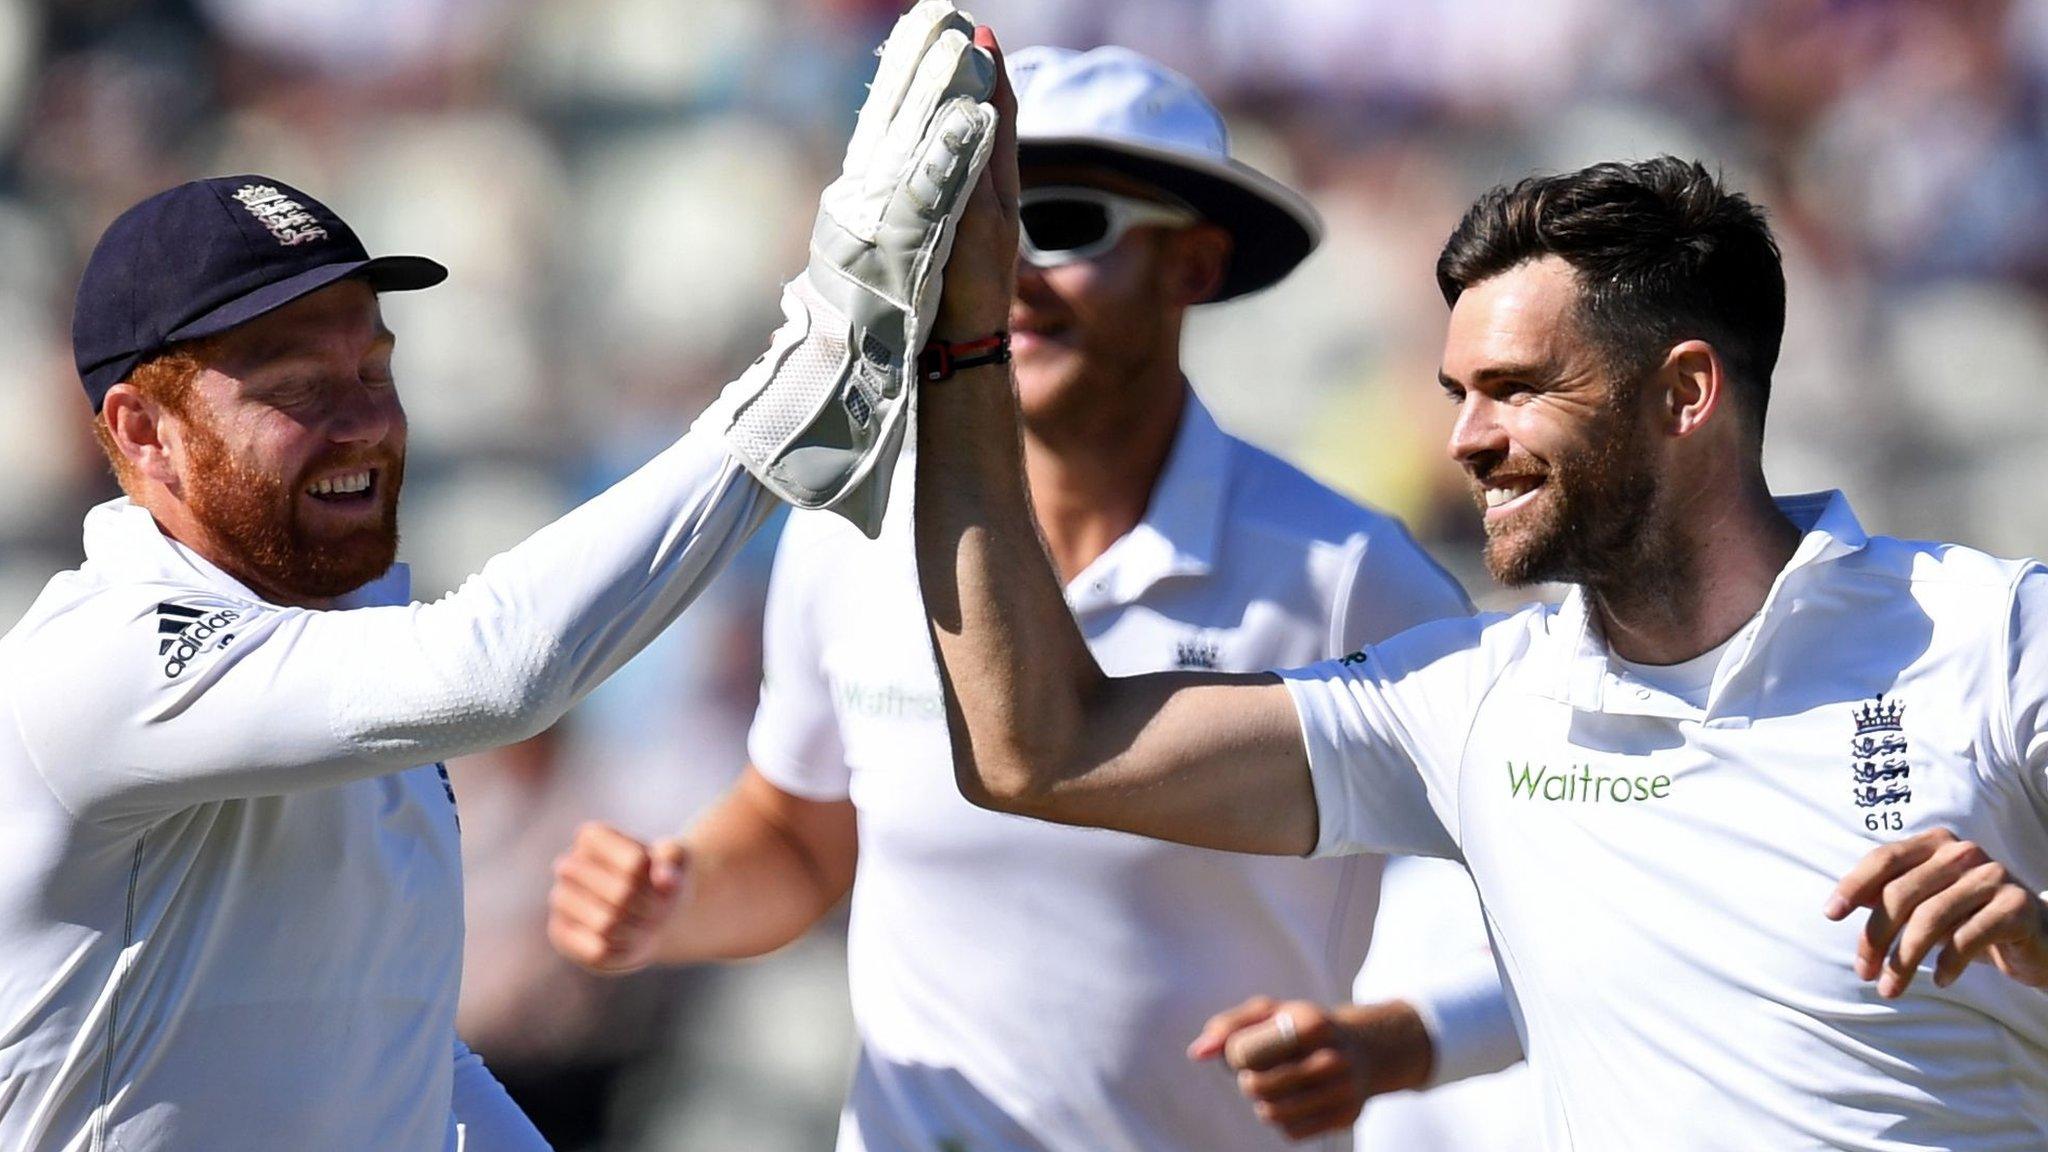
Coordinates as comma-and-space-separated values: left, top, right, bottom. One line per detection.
1011, 45, 1322, 300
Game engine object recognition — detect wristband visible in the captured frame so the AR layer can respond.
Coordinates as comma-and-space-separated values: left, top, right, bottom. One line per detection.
918, 333, 1011, 382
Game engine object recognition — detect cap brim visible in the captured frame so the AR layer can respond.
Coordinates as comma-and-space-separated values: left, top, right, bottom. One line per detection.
1019, 136, 1322, 300
166, 254, 448, 342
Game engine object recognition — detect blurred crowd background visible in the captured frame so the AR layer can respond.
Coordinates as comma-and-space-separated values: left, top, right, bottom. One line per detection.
5, 0, 2048, 1147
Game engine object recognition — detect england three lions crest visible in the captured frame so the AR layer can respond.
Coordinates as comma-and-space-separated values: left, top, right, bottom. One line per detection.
1850, 695, 1912, 809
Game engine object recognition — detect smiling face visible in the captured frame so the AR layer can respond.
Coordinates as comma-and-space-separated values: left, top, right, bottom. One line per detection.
164, 279, 406, 603
1438, 256, 1662, 588
1008, 166, 1220, 432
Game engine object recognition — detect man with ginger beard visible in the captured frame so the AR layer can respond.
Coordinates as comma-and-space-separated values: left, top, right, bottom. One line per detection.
0, 6, 1000, 1145
103, 331, 410, 603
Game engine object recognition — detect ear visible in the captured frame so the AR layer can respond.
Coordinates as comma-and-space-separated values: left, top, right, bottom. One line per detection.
1656, 339, 1724, 440
101, 383, 183, 493
1166, 224, 1232, 307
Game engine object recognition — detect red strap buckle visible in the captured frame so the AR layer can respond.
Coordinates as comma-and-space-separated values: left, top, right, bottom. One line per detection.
918, 333, 1011, 382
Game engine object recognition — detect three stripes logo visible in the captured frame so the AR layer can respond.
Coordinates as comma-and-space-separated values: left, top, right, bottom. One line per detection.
156, 601, 245, 678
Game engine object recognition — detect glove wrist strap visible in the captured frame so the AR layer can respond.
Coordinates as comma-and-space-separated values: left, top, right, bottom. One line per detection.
918, 332, 1011, 382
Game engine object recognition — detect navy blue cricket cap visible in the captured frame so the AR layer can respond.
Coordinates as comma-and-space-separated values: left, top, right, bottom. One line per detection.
72, 175, 447, 411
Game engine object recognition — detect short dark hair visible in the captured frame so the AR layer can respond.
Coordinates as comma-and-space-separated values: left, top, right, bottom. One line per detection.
1436, 156, 1786, 430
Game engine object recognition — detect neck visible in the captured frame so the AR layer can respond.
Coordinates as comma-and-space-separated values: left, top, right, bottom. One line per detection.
1024, 376, 1187, 584
1586, 468, 1799, 665
143, 495, 339, 611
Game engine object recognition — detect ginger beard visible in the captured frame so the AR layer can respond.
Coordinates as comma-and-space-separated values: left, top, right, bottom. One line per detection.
179, 412, 404, 602
1474, 385, 1661, 590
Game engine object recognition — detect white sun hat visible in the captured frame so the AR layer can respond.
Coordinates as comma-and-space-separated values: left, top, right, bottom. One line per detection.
1009, 44, 1323, 300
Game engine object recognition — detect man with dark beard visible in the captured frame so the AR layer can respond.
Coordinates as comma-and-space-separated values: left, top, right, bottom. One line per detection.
0, 8, 999, 1148
915, 147, 2048, 1150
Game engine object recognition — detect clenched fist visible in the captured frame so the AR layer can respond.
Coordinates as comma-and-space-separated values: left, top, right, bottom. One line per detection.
1187, 996, 1434, 1142
547, 821, 690, 974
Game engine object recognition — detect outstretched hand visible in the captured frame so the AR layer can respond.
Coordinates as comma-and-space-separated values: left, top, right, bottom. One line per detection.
1826, 827, 2048, 996
931, 24, 1019, 344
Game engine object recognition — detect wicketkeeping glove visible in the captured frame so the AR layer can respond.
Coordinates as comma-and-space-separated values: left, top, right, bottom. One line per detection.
707, 0, 998, 536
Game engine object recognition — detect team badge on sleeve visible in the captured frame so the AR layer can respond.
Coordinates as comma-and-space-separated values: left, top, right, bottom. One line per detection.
155, 599, 246, 678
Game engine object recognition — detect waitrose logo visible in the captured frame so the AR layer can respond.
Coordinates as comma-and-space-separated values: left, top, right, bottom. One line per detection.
1508, 762, 1671, 803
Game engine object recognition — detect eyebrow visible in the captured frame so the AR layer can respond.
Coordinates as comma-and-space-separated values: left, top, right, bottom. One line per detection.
1439, 361, 1554, 388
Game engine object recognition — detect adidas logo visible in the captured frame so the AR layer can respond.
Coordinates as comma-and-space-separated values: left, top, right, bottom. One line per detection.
156, 601, 244, 678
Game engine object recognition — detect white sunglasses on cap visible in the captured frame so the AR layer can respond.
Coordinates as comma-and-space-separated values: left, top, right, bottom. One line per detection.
1018, 186, 1199, 266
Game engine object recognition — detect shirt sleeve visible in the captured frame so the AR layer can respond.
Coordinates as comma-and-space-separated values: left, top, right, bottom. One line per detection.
1406, 948, 1524, 1086
1278, 613, 1510, 862
746, 514, 852, 800
448, 1039, 552, 1151
2002, 565, 2048, 812
9, 415, 775, 821
1329, 524, 1473, 655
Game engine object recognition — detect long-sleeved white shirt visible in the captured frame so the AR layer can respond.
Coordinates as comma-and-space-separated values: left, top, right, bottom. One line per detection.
0, 423, 769, 1151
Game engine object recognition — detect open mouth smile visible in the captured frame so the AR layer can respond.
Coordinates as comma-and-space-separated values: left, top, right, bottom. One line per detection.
305, 468, 376, 505
1480, 476, 1542, 519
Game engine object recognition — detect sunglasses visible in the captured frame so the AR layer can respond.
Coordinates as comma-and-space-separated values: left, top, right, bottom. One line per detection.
1018, 186, 1198, 266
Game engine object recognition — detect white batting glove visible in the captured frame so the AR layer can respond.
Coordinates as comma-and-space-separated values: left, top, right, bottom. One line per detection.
709, 1, 998, 536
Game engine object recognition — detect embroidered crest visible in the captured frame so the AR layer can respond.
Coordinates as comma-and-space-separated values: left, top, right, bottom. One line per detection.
229, 184, 329, 246
1174, 636, 1220, 670
1850, 695, 1911, 809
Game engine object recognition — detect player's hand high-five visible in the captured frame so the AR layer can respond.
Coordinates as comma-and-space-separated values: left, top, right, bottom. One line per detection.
707, 1, 999, 535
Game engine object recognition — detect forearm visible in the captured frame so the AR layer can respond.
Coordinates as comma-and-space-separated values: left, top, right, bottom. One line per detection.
335, 422, 775, 769
23, 417, 776, 819
913, 366, 1107, 808
913, 373, 1314, 852
652, 778, 854, 963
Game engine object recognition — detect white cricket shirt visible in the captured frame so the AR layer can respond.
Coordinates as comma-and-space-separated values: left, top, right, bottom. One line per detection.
1285, 491, 2048, 1150
0, 423, 770, 1151
751, 396, 1516, 1152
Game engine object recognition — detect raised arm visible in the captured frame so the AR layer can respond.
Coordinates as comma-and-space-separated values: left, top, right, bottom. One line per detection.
7, 4, 1002, 822
911, 31, 1314, 857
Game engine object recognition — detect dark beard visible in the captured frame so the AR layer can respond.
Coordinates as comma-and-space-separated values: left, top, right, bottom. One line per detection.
182, 420, 403, 603
1477, 406, 1661, 589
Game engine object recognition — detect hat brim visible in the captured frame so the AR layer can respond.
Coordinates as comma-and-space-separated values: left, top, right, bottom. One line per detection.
167, 254, 448, 343
1019, 137, 1322, 301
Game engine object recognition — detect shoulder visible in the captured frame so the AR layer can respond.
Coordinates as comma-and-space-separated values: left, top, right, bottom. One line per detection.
1834, 534, 2039, 632
761, 503, 917, 651
3, 570, 261, 703
1218, 436, 1468, 616
767, 505, 894, 588
1220, 436, 1410, 547
1338, 602, 1549, 681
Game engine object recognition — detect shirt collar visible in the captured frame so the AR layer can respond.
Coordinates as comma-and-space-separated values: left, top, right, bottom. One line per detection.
1538, 490, 1867, 713
81, 496, 413, 610
1066, 389, 1230, 611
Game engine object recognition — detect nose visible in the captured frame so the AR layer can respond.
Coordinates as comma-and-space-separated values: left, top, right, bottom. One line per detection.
1446, 389, 1508, 471
324, 378, 399, 447
1015, 256, 1049, 295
